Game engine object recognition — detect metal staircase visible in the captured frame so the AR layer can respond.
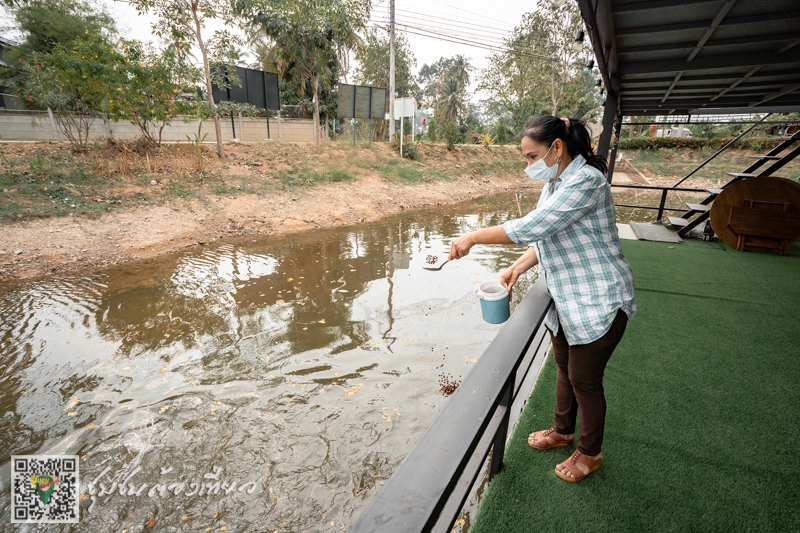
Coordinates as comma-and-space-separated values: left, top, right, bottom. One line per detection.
667, 131, 800, 238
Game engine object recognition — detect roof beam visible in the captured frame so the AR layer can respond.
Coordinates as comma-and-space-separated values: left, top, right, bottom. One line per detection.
621, 52, 800, 76
750, 83, 800, 107
617, 10, 800, 37
690, 105, 800, 114
710, 66, 760, 102
621, 33, 800, 55
615, 0, 720, 14
686, 0, 736, 62
662, 72, 684, 103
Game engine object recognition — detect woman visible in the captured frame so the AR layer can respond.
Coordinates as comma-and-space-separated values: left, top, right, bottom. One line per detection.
448, 115, 636, 482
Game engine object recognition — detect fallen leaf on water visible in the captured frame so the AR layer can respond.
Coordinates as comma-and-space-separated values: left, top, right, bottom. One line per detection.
220, 527, 227, 531
214, 513, 219, 518
160, 367, 169, 373
287, 277, 293, 282
303, 327, 308, 330
21, 391, 28, 395
471, 357, 478, 362
157, 313, 165, 317
300, 384, 307, 391
87, 423, 99, 429
209, 410, 216, 415
122, 365, 132, 370
422, 356, 427, 360
63, 395, 80, 411
159, 405, 169, 414
265, 356, 271, 362
79, 493, 90, 501
275, 299, 285, 304
147, 517, 156, 527
67, 411, 77, 417
338, 289, 348, 293
181, 516, 188, 521
318, 319, 325, 324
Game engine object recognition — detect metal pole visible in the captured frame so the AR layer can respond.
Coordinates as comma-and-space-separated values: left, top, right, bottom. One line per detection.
411, 101, 416, 143
368, 88, 373, 143
607, 120, 622, 183
389, 0, 396, 140
266, 112, 270, 140
400, 110, 404, 157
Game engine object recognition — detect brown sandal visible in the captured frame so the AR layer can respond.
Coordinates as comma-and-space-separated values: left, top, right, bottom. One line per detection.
555, 449, 602, 482
528, 428, 573, 450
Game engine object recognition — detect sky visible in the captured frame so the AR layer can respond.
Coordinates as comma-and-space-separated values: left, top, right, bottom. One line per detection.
99, 0, 538, 101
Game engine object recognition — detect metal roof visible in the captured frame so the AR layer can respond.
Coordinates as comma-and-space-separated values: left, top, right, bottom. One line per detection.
576, 0, 800, 117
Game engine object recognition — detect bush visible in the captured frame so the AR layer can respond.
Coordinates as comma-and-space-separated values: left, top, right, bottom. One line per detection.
442, 121, 462, 151
426, 118, 438, 142
618, 136, 781, 152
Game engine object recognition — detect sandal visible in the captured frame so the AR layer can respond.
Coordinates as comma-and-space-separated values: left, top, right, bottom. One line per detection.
555, 449, 602, 482
528, 428, 574, 450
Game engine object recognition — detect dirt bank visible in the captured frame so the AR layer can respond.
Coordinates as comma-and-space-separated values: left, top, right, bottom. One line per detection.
0, 141, 540, 281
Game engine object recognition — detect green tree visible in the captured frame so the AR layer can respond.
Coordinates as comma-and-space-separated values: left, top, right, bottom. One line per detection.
244, 0, 370, 152
129, 0, 245, 160
107, 42, 202, 146
479, 0, 598, 131
353, 28, 418, 141
17, 34, 121, 152
418, 55, 472, 128
1, 0, 117, 81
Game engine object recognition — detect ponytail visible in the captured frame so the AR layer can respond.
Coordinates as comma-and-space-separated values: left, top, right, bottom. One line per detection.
518, 115, 607, 174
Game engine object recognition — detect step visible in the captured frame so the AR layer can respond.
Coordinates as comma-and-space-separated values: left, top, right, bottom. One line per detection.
773, 137, 799, 141
706, 188, 724, 195
667, 216, 689, 227
686, 203, 710, 212
748, 155, 781, 160
726, 172, 756, 178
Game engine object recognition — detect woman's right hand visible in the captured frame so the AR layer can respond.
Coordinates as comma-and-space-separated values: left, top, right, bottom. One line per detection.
501, 246, 539, 296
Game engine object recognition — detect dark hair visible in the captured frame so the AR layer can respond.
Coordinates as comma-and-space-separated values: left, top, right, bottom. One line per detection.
518, 115, 607, 174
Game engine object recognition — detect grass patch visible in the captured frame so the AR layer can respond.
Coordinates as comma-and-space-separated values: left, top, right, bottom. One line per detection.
377, 160, 450, 182
278, 167, 354, 186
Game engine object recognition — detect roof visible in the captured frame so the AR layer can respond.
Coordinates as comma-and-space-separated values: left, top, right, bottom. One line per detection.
577, 0, 800, 116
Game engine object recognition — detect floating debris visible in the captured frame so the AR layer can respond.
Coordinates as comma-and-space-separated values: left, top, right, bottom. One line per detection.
438, 373, 461, 397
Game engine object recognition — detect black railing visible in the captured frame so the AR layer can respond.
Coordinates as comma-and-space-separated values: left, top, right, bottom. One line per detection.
350, 281, 553, 533
610, 183, 710, 221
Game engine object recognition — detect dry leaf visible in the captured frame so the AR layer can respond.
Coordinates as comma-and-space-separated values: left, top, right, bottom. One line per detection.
181, 516, 188, 521
287, 278, 293, 282
220, 527, 228, 531
318, 319, 325, 324
159, 405, 169, 414
87, 424, 99, 429
122, 365, 132, 370
147, 517, 156, 527
67, 411, 77, 417
275, 299, 285, 304
157, 313, 165, 317
63, 395, 79, 411
21, 390, 28, 395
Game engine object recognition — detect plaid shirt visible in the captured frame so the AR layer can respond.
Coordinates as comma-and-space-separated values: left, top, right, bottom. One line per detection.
503, 155, 636, 345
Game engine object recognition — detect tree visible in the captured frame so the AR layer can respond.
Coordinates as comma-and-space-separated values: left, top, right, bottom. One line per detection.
108, 42, 202, 146
418, 55, 473, 130
129, 0, 245, 160
244, 0, 370, 152
1, 0, 117, 82
478, 0, 598, 132
17, 34, 121, 152
353, 28, 418, 141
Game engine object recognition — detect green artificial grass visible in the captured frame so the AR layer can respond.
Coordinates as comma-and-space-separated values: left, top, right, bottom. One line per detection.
471, 239, 800, 533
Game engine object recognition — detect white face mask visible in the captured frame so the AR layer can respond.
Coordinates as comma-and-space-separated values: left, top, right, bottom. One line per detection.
524, 143, 558, 181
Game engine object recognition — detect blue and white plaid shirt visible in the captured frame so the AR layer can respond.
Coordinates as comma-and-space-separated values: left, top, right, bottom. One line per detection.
503, 154, 636, 345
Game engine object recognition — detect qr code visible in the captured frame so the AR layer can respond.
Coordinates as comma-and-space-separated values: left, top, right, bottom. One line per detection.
11, 455, 80, 523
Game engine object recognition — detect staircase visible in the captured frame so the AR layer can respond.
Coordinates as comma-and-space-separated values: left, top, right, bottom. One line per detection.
667, 131, 800, 238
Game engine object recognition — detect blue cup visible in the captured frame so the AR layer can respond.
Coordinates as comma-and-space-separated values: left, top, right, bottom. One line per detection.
475, 281, 511, 324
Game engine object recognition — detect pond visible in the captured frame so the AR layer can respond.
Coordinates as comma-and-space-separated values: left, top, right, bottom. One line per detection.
0, 189, 662, 531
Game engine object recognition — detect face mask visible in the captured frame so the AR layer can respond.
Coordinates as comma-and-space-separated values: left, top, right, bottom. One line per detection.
524, 143, 558, 181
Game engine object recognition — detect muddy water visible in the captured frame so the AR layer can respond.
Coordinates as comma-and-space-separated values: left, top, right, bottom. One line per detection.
0, 189, 663, 532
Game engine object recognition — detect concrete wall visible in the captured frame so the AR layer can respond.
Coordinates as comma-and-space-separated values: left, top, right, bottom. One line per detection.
0, 111, 317, 143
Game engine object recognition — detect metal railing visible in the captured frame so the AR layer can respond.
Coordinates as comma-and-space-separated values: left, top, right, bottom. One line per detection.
610, 183, 711, 221
350, 281, 553, 533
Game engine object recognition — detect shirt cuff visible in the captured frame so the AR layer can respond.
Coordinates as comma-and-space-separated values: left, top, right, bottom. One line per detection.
502, 220, 524, 245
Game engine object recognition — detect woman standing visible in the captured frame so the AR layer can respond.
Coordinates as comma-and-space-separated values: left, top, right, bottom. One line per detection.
448, 115, 636, 482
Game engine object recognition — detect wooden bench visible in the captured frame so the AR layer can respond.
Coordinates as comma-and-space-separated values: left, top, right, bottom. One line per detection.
727, 199, 800, 255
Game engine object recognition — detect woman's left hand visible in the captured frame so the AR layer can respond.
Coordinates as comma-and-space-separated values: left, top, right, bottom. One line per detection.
449, 233, 475, 260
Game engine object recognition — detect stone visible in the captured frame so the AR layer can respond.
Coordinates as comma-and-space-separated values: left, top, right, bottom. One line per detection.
150, 180, 158, 185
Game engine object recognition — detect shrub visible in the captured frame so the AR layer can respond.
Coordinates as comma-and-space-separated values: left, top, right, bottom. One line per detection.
618, 136, 781, 152
426, 118, 438, 142
442, 121, 462, 151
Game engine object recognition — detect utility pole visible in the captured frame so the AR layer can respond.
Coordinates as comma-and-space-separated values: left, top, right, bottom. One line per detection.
389, 0, 396, 140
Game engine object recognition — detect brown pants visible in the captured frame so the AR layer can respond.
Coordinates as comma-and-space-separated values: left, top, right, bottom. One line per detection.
549, 309, 628, 456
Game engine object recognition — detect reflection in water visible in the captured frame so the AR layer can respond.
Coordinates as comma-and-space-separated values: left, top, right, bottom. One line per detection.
0, 190, 650, 530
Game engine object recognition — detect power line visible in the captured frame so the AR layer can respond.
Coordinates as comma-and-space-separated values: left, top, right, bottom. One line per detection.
395, 8, 514, 35
426, 0, 514, 27
367, 23, 553, 62
372, 17, 512, 48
